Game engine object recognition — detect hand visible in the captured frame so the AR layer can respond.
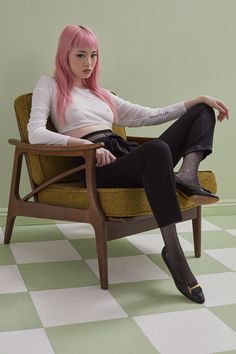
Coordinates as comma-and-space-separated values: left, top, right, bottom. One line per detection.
202, 96, 229, 122
96, 147, 116, 167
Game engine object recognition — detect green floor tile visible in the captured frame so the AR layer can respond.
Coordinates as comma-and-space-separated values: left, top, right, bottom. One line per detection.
19, 261, 99, 291
148, 251, 231, 276
109, 279, 203, 317
0, 292, 42, 331
204, 215, 236, 229
10, 225, 66, 243
210, 304, 236, 332
46, 318, 158, 354
0, 245, 16, 265
181, 230, 236, 250
70, 238, 142, 259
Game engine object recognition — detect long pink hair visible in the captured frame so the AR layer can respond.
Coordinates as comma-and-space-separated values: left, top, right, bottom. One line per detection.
54, 25, 117, 125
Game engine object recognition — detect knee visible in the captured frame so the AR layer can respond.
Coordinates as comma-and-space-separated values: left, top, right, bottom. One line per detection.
196, 103, 215, 119
141, 139, 172, 163
191, 103, 215, 128
200, 103, 216, 127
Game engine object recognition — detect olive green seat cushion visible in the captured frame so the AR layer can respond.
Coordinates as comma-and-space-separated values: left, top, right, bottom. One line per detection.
38, 171, 216, 217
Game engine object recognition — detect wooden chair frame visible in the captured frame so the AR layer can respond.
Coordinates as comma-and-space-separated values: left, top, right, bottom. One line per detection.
5, 96, 202, 290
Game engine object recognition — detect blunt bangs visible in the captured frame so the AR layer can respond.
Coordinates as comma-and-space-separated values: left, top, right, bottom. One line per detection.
72, 27, 98, 50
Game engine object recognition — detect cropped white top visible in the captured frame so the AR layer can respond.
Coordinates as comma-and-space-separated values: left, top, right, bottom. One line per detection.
27, 75, 187, 145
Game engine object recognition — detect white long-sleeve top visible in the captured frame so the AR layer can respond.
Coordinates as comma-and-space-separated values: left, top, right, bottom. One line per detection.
27, 75, 187, 145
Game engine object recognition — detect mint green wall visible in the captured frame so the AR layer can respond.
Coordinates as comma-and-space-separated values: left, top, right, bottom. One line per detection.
1, 0, 236, 210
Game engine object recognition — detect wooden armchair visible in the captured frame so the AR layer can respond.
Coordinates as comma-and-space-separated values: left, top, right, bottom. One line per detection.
5, 93, 217, 289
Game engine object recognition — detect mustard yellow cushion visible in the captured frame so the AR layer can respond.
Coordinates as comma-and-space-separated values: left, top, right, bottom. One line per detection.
38, 171, 217, 217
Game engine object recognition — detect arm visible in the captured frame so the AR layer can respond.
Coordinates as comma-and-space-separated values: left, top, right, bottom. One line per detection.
27, 76, 92, 146
111, 93, 186, 127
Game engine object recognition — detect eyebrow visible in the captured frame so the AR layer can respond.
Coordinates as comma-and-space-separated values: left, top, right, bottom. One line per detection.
77, 50, 97, 54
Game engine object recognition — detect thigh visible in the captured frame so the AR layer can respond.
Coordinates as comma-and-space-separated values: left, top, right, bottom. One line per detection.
158, 103, 207, 166
95, 139, 169, 188
95, 145, 145, 188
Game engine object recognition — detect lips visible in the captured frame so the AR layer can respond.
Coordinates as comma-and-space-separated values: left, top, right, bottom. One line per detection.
83, 69, 92, 74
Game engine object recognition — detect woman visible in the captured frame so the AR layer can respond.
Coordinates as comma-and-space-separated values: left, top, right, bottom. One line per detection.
28, 25, 229, 304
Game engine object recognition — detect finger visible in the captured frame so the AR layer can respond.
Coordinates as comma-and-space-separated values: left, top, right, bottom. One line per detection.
217, 112, 227, 122
96, 150, 104, 167
214, 103, 226, 114
96, 155, 102, 167
109, 153, 117, 162
216, 101, 229, 118
216, 100, 229, 112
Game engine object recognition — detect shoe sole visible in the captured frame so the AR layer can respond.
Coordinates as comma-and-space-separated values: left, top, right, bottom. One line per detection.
177, 190, 219, 205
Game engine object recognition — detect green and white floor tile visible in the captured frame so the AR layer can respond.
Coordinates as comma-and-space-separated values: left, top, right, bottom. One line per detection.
0, 216, 236, 353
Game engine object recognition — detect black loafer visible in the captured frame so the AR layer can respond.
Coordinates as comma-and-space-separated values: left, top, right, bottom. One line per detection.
175, 176, 219, 205
161, 247, 205, 304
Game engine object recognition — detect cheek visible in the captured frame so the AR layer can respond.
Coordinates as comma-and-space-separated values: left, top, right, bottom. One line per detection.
92, 58, 98, 68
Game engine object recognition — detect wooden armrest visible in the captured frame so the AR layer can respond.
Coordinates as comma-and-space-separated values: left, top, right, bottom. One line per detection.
126, 136, 155, 144
8, 139, 104, 157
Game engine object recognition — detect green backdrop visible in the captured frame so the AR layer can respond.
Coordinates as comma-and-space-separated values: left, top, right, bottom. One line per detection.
1, 0, 235, 215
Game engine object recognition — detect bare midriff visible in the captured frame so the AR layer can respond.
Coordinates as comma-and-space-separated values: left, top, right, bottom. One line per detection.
63, 123, 112, 139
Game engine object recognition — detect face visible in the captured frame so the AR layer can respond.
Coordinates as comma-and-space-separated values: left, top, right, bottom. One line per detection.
68, 47, 98, 87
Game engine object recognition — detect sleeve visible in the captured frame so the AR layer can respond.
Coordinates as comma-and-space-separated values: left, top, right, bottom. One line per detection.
27, 76, 69, 145
110, 93, 187, 127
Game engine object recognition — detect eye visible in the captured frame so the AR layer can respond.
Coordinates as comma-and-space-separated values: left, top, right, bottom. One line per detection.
91, 53, 97, 58
76, 54, 85, 58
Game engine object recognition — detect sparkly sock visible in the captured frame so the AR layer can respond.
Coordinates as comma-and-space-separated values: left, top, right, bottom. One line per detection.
160, 223, 198, 286
176, 151, 204, 187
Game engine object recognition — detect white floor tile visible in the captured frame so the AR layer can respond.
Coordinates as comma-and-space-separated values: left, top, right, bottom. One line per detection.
127, 233, 194, 254
198, 272, 236, 307
0, 227, 4, 244
205, 248, 236, 271
86, 255, 169, 284
134, 308, 236, 354
10, 240, 81, 264
226, 229, 236, 237
0, 265, 27, 294
0, 329, 55, 354
56, 222, 95, 239
30, 286, 127, 327
176, 219, 221, 233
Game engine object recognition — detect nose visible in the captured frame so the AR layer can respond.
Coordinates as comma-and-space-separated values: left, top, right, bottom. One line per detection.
85, 56, 91, 67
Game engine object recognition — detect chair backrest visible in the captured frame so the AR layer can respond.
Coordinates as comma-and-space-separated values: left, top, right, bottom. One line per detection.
14, 93, 127, 185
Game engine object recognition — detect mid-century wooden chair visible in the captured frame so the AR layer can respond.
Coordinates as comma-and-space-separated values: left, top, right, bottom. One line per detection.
5, 93, 217, 289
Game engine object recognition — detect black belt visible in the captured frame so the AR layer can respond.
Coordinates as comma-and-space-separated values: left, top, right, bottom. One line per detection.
81, 129, 139, 158
81, 130, 114, 142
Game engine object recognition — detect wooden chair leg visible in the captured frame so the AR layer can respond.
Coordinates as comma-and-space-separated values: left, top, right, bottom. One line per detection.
192, 206, 201, 258
4, 213, 16, 244
93, 221, 108, 290
4, 149, 23, 244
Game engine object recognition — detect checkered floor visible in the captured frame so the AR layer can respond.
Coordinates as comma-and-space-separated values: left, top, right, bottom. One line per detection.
1, 215, 236, 354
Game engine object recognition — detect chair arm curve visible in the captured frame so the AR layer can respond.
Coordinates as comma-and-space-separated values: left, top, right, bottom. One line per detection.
8, 139, 104, 157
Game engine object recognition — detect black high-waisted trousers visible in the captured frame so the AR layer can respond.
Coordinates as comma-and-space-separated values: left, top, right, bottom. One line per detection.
81, 103, 216, 227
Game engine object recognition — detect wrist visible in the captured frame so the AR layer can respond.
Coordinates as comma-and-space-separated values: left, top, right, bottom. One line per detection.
197, 95, 207, 104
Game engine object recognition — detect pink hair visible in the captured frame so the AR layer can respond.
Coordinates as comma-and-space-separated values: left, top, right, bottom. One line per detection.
54, 25, 117, 125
